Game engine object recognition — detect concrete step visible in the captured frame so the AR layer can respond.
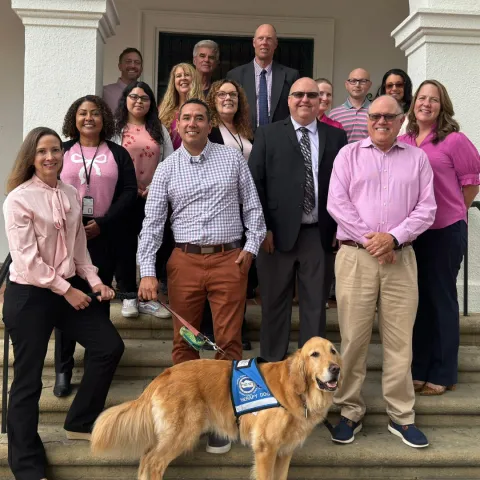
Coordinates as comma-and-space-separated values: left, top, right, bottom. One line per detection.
1, 424, 480, 479
1, 339, 480, 380
2, 374, 480, 427
1, 303, 480, 345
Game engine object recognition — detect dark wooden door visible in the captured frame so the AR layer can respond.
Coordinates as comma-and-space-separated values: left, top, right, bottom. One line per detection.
157, 32, 313, 101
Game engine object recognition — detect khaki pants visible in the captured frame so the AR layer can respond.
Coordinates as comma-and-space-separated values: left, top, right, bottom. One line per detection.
334, 245, 418, 424
167, 247, 247, 364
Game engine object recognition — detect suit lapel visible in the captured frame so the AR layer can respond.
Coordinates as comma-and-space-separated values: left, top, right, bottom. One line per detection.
245, 62, 257, 128
316, 120, 326, 168
270, 63, 285, 122
285, 118, 303, 157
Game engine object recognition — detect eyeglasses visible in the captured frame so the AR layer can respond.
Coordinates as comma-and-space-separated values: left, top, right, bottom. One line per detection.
368, 113, 403, 122
128, 94, 150, 103
347, 78, 370, 86
289, 91, 320, 99
216, 91, 238, 99
386, 82, 404, 89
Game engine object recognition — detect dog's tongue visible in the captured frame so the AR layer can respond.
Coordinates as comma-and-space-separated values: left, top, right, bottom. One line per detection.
326, 381, 338, 389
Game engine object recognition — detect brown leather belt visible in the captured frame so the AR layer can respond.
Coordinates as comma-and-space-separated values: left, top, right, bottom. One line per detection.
175, 241, 242, 254
341, 240, 412, 250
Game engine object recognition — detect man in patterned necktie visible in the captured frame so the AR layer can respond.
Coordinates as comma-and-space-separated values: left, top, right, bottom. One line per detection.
226, 24, 299, 132
249, 78, 348, 362
137, 98, 266, 454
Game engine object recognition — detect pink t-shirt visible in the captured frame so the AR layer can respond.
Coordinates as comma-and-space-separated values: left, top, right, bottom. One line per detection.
398, 130, 480, 229
122, 124, 161, 190
61, 142, 118, 218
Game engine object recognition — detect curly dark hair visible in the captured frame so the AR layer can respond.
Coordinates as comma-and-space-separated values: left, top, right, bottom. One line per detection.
62, 95, 115, 141
114, 81, 164, 145
206, 79, 253, 140
375, 69, 413, 113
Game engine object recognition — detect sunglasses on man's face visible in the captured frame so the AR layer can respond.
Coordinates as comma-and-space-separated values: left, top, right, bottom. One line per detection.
289, 91, 320, 100
368, 113, 403, 122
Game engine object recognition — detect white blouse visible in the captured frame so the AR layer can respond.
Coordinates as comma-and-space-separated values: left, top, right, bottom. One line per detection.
219, 124, 253, 162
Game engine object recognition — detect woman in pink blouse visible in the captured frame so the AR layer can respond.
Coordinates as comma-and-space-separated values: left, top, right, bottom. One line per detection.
114, 81, 173, 319
2, 127, 124, 480
315, 78, 344, 130
399, 80, 480, 395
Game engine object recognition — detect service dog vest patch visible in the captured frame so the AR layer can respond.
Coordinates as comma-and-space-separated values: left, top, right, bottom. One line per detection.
230, 358, 281, 417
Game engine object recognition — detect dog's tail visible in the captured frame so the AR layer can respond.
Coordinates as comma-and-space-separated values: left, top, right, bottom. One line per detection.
91, 396, 156, 458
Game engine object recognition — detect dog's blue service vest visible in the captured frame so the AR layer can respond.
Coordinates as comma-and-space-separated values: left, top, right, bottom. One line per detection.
230, 358, 280, 417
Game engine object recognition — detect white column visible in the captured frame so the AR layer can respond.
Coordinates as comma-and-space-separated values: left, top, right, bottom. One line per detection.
12, 0, 119, 137
392, 0, 480, 312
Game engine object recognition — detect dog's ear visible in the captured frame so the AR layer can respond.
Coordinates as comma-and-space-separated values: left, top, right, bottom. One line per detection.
290, 351, 307, 395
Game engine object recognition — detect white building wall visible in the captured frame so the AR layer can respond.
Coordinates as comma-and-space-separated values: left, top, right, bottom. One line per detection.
0, 3, 24, 261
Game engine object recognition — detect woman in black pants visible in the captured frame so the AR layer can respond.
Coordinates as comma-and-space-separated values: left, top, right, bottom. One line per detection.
3, 127, 124, 480
53, 95, 137, 397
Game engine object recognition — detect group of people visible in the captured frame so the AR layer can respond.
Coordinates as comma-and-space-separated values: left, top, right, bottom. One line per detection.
2, 21, 480, 480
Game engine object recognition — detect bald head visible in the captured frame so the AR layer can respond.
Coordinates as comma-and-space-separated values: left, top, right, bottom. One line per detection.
288, 77, 320, 126
345, 68, 371, 102
367, 94, 405, 152
369, 95, 403, 115
253, 24, 278, 65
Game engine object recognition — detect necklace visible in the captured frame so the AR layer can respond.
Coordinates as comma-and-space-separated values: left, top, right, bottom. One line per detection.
221, 122, 243, 153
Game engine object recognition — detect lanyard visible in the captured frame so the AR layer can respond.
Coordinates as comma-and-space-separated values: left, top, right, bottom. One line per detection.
221, 122, 244, 154
79, 142, 100, 192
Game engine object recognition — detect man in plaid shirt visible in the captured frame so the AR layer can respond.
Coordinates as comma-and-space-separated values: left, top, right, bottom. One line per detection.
138, 98, 265, 373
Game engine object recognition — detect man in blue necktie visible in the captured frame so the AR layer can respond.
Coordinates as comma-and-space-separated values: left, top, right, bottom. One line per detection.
227, 24, 300, 132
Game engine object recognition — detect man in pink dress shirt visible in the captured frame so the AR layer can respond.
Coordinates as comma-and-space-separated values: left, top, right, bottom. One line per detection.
327, 95, 437, 448
103, 48, 143, 113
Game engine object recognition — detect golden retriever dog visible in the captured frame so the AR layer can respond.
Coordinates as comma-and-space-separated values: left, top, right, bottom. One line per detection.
91, 336, 341, 480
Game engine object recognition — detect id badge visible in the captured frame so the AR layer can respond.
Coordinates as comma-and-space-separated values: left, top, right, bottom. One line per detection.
82, 196, 94, 217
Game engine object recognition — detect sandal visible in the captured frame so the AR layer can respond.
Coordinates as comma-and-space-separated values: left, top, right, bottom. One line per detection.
413, 381, 426, 393
419, 384, 456, 396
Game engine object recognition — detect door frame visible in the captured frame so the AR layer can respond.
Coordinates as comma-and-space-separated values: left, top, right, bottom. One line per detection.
140, 9, 334, 91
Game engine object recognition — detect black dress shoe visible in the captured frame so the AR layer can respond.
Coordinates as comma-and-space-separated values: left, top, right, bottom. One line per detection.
53, 372, 72, 397
242, 338, 252, 351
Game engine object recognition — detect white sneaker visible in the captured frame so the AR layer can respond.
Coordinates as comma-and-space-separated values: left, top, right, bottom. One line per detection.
139, 300, 171, 319
122, 298, 139, 318
326, 302, 330, 310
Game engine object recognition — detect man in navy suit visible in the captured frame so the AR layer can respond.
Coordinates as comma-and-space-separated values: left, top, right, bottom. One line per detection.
227, 24, 299, 132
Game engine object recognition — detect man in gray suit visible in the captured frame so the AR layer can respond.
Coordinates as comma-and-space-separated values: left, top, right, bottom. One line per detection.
227, 24, 299, 131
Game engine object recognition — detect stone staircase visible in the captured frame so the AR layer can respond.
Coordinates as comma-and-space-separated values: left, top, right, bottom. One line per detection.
1, 303, 480, 479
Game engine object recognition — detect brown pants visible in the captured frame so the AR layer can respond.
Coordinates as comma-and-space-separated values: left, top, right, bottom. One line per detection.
167, 247, 248, 364
334, 245, 418, 425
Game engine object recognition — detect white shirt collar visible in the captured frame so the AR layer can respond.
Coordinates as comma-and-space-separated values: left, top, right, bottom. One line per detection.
290, 117, 318, 135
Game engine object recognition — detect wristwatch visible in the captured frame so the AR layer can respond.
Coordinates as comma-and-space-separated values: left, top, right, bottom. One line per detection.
391, 235, 399, 248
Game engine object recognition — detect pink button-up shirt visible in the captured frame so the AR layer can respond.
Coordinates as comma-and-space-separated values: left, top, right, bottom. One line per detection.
3, 175, 101, 295
103, 78, 128, 113
327, 137, 437, 245
398, 130, 480, 229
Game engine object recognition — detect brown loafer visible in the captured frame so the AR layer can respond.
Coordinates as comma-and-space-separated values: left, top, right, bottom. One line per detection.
419, 384, 456, 396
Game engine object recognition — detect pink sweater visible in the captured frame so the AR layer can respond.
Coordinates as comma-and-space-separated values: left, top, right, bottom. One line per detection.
3, 175, 101, 295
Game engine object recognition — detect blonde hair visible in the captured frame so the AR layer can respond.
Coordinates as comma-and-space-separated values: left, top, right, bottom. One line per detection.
158, 63, 204, 133
7, 127, 63, 194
